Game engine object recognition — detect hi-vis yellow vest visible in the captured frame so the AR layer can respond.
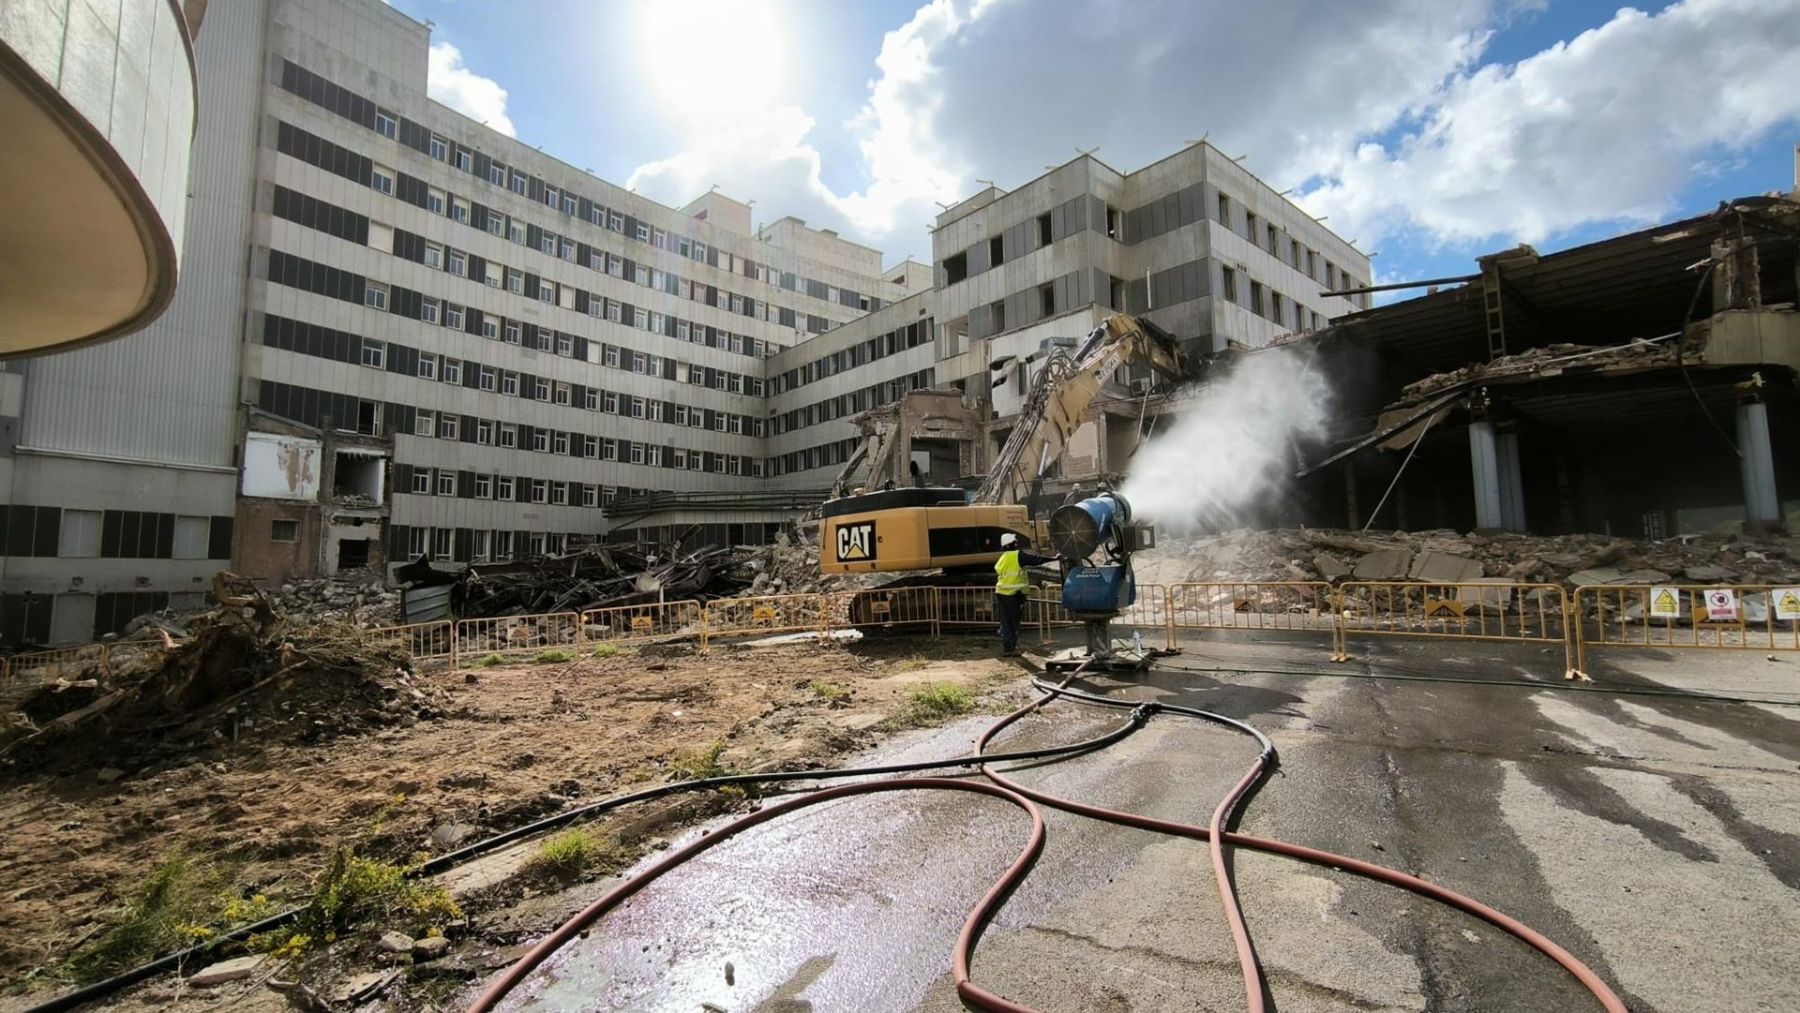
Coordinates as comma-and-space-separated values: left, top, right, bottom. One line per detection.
995, 550, 1028, 595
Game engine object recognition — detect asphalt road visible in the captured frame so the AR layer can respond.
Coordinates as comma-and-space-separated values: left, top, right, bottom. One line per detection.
488, 631, 1800, 1013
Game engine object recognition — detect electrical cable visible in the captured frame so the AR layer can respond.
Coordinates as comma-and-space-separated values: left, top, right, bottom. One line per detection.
21, 706, 1151, 1013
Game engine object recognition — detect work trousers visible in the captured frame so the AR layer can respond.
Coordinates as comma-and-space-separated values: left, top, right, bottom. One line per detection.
996, 591, 1026, 651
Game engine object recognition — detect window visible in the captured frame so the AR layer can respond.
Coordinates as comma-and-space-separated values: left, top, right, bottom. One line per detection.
675, 320, 690, 341
415, 409, 435, 437
506, 270, 523, 295
583, 387, 599, 411
607, 254, 624, 278
605, 299, 622, 323
1250, 281, 1265, 317
555, 333, 573, 356
58, 509, 101, 557
630, 397, 645, 419
1266, 222, 1280, 254
448, 249, 467, 277
429, 135, 447, 160
1245, 211, 1259, 242
445, 304, 464, 331
543, 186, 559, 208
943, 251, 968, 285
1306, 249, 1317, 279
608, 211, 624, 231
407, 528, 427, 557
633, 307, 648, 329
562, 194, 578, 215
530, 533, 547, 556
635, 222, 650, 242
489, 164, 506, 186
581, 484, 598, 508
1270, 292, 1285, 328
375, 110, 397, 138
630, 443, 645, 465
472, 530, 491, 561
673, 448, 688, 470
437, 471, 456, 496
499, 422, 517, 448
1038, 282, 1055, 318
477, 418, 493, 444
538, 231, 555, 254
428, 189, 445, 216
602, 439, 618, 461
510, 171, 527, 195
456, 148, 472, 172
502, 371, 519, 396
425, 242, 443, 269
486, 213, 504, 237
412, 468, 432, 494
452, 199, 468, 224
588, 205, 604, 225
504, 321, 522, 345
371, 167, 395, 195
553, 382, 570, 406
560, 238, 576, 261
421, 297, 439, 324
1216, 192, 1231, 224
360, 338, 385, 368
474, 473, 492, 498
433, 529, 452, 558
364, 283, 389, 311
479, 366, 496, 391
550, 482, 568, 505
509, 219, 526, 244
531, 428, 549, 453
173, 515, 208, 559
603, 345, 620, 368
439, 414, 459, 440
417, 353, 438, 380
531, 480, 547, 504
533, 377, 550, 401
1221, 265, 1238, 304
271, 518, 301, 542
496, 475, 515, 499
672, 404, 688, 426
603, 390, 619, 413
537, 279, 554, 303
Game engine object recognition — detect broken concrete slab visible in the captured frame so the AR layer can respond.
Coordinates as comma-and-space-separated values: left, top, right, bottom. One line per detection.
1567, 567, 1628, 587
1313, 553, 1351, 581
1353, 549, 1413, 581
377, 931, 415, 953
1681, 564, 1736, 582
187, 955, 264, 986
1456, 578, 1518, 607
1623, 569, 1674, 585
429, 823, 476, 849
1408, 551, 1485, 584
331, 969, 400, 1004
413, 935, 452, 960
95, 768, 124, 783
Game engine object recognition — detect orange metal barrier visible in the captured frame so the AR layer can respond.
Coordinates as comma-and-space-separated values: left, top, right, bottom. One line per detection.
1031, 584, 1176, 650
1573, 584, 1800, 679
365, 620, 457, 663
938, 585, 1003, 630
702, 593, 831, 644
1168, 582, 1338, 657
1338, 581, 1574, 676
578, 600, 703, 649
823, 586, 940, 635
454, 612, 582, 662
0, 644, 112, 706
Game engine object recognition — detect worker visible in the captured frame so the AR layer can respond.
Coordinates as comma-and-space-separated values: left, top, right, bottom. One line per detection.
994, 532, 1055, 656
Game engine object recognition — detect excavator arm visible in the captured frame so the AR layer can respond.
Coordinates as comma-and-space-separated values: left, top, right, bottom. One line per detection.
975, 313, 1185, 507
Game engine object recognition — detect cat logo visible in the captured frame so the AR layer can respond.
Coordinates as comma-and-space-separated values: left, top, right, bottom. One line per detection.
836, 521, 877, 562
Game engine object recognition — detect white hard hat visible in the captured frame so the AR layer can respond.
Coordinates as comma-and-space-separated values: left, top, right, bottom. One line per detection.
1000, 533, 1018, 547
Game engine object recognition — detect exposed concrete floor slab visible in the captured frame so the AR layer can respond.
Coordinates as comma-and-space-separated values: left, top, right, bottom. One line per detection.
485, 631, 1800, 1013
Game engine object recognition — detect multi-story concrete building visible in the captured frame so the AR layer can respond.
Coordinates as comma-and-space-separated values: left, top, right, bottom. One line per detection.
0, 0, 1368, 646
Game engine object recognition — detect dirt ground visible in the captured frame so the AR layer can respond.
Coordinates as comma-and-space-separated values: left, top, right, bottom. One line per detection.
0, 635, 1019, 1007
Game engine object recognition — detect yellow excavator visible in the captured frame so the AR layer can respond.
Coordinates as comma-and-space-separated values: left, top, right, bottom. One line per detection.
817, 313, 1185, 615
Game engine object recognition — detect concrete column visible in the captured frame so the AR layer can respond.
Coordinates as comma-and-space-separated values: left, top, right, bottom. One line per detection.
1469, 421, 1505, 530
1497, 431, 1527, 531
1737, 397, 1781, 527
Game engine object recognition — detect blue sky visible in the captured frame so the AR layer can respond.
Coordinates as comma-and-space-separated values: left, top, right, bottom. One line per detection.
388, 0, 1800, 293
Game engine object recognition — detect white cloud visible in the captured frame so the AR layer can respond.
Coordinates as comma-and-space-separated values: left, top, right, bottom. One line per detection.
1301, 0, 1800, 247
427, 42, 515, 138
624, 0, 1800, 263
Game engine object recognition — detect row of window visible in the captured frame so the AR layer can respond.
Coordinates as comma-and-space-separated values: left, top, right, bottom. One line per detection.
1217, 266, 1331, 332
770, 435, 867, 478
278, 60, 881, 328
388, 524, 588, 566
0, 505, 233, 561
769, 320, 933, 396
1217, 192, 1366, 304
772, 369, 936, 437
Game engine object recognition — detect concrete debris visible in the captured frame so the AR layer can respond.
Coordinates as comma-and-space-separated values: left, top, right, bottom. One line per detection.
1400, 339, 1680, 400
331, 969, 400, 1004
186, 954, 264, 986
377, 931, 415, 954
412, 935, 452, 960
1134, 527, 1800, 590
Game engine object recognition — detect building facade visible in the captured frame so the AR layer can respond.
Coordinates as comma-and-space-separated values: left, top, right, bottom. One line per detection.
0, 0, 1368, 645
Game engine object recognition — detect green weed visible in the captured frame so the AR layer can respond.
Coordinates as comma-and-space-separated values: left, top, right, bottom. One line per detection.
533, 648, 578, 663
896, 683, 974, 727
472, 653, 506, 668
64, 852, 266, 981
808, 681, 850, 704
522, 827, 629, 883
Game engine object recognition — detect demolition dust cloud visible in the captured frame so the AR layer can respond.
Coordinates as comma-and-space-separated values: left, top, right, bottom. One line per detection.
1121, 347, 1330, 534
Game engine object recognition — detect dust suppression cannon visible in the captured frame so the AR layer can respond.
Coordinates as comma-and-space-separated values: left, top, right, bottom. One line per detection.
1046, 491, 1161, 673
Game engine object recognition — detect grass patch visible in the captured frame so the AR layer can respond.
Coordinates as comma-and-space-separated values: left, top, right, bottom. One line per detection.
64, 852, 276, 982
533, 648, 578, 663
808, 681, 850, 704
891, 656, 928, 673
591, 643, 624, 658
521, 827, 629, 884
472, 652, 507, 668
251, 848, 459, 957
895, 683, 974, 727
668, 739, 751, 799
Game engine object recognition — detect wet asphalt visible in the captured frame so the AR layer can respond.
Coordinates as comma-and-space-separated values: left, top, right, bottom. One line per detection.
484, 632, 1800, 1013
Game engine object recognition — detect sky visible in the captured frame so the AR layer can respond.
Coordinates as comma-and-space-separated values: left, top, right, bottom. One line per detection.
386, 0, 1800, 292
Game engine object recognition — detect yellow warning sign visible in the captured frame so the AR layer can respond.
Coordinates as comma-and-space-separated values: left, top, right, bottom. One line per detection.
1774, 588, 1800, 622
631, 615, 653, 632
1649, 587, 1681, 619
1423, 599, 1465, 619
752, 605, 777, 625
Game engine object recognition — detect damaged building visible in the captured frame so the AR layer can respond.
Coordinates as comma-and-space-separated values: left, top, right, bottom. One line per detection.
235, 413, 391, 581
1298, 192, 1800, 537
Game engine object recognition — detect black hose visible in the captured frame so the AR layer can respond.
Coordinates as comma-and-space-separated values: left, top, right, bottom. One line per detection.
24, 707, 1151, 1013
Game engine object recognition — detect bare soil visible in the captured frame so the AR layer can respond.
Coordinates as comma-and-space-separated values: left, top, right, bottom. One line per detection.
0, 636, 1019, 1008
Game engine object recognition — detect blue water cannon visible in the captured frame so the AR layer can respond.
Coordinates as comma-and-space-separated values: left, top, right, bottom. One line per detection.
1045, 492, 1158, 671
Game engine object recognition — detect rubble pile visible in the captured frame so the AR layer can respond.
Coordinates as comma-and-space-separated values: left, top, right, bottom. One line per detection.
2, 586, 449, 772
1135, 527, 1800, 590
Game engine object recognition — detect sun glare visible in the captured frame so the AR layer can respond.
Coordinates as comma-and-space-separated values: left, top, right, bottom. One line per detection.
637, 0, 787, 118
